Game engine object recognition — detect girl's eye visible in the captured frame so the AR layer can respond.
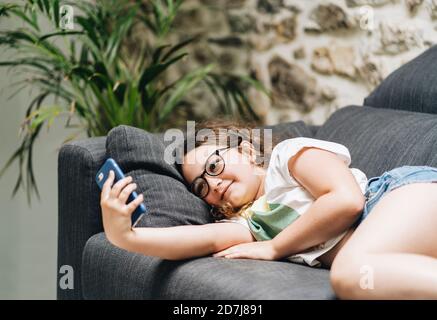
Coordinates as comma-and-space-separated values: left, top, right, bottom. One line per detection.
192, 178, 209, 198
208, 158, 221, 173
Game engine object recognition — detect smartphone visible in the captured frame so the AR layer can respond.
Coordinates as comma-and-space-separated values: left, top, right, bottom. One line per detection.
95, 158, 147, 227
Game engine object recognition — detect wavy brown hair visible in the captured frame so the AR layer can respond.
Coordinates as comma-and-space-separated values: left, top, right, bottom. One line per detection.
177, 118, 276, 220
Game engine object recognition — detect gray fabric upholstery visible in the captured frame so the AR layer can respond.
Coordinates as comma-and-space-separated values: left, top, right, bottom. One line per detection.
260, 120, 315, 168
307, 124, 320, 137
57, 137, 107, 300
364, 45, 437, 115
82, 233, 334, 300
315, 105, 437, 178
262, 120, 314, 143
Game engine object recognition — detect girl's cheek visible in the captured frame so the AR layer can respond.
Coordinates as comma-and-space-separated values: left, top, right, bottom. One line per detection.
210, 195, 221, 206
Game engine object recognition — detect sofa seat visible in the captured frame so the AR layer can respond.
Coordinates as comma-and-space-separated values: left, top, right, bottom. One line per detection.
82, 233, 335, 299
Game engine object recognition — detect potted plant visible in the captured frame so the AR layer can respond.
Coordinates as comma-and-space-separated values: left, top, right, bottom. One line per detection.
0, 0, 267, 202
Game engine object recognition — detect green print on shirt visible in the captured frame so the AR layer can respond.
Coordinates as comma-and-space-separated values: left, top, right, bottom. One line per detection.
247, 202, 300, 241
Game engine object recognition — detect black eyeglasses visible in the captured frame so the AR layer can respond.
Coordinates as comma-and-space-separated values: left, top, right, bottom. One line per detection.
190, 147, 230, 199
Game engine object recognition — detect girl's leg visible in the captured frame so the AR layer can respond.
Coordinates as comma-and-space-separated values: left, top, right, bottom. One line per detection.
330, 182, 437, 299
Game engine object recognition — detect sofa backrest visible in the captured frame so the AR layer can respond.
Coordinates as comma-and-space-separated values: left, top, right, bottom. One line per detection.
315, 106, 437, 178
364, 45, 437, 115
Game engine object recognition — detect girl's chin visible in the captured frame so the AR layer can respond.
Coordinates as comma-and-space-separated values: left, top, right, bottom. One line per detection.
224, 189, 249, 208
228, 195, 247, 208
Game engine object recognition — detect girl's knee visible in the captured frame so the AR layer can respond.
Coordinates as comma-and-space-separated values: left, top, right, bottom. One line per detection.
330, 253, 366, 299
330, 263, 353, 299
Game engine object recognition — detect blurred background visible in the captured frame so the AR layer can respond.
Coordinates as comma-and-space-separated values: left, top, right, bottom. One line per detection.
1, 0, 435, 299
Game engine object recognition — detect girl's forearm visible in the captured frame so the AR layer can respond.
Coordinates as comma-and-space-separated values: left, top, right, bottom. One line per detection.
116, 225, 217, 260
271, 191, 364, 259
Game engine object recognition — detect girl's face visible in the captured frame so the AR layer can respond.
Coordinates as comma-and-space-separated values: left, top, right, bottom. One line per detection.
182, 143, 265, 208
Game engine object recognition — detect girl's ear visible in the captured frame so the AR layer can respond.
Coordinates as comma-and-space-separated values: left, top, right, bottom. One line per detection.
239, 140, 257, 164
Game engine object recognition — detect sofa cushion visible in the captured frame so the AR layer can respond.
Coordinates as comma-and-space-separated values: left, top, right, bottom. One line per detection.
106, 125, 212, 227
315, 105, 437, 179
105, 122, 314, 228
82, 232, 335, 299
364, 45, 437, 114
262, 120, 314, 143
261, 120, 314, 167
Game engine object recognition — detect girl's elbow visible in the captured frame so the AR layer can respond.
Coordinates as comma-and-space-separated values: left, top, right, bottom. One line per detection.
339, 193, 366, 216
348, 196, 366, 215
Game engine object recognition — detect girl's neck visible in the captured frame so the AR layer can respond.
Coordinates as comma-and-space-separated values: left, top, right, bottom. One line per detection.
254, 169, 266, 200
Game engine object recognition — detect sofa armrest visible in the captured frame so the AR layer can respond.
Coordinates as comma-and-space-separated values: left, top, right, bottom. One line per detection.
57, 137, 107, 300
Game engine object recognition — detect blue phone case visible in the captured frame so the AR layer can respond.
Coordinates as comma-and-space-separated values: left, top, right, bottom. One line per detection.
95, 158, 147, 227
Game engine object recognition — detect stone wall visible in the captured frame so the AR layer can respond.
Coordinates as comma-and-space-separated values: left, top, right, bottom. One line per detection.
172, 0, 437, 125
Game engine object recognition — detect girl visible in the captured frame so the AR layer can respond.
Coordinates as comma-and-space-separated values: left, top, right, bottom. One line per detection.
100, 120, 437, 299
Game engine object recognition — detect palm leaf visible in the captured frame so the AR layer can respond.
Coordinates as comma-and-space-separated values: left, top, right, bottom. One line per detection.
152, 44, 172, 64
25, 105, 64, 131
161, 36, 198, 62
139, 52, 187, 90
39, 31, 83, 41
158, 64, 214, 122
53, 0, 60, 28
6, 6, 40, 31
0, 0, 266, 203
105, 8, 136, 64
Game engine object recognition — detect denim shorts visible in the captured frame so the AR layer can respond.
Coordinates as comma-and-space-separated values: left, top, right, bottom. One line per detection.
356, 165, 437, 225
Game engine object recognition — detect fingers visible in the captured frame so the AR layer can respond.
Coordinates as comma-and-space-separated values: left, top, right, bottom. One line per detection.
110, 175, 133, 198
101, 170, 115, 201
213, 244, 250, 259
213, 252, 242, 259
213, 248, 237, 258
118, 182, 137, 204
100, 172, 143, 218
213, 251, 227, 258
126, 193, 144, 214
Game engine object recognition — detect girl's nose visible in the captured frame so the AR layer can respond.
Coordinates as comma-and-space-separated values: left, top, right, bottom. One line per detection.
205, 176, 222, 193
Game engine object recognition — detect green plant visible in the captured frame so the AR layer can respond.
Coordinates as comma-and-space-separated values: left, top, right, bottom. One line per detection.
0, 0, 267, 203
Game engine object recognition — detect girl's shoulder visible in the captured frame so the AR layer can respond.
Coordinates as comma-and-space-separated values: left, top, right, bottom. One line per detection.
270, 137, 352, 168
265, 137, 353, 194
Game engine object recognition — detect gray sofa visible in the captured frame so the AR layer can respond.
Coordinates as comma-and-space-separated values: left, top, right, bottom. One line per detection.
57, 47, 437, 300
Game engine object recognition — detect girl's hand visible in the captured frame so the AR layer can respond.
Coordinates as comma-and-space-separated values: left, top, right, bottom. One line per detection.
100, 170, 143, 247
212, 240, 279, 261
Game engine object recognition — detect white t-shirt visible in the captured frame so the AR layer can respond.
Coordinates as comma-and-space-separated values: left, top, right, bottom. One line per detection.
218, 137, 368, 267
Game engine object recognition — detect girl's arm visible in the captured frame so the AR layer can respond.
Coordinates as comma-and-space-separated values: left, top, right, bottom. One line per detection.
127, 223, 254, 260
271, 147, 366, 259
100, 170, 254, 260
